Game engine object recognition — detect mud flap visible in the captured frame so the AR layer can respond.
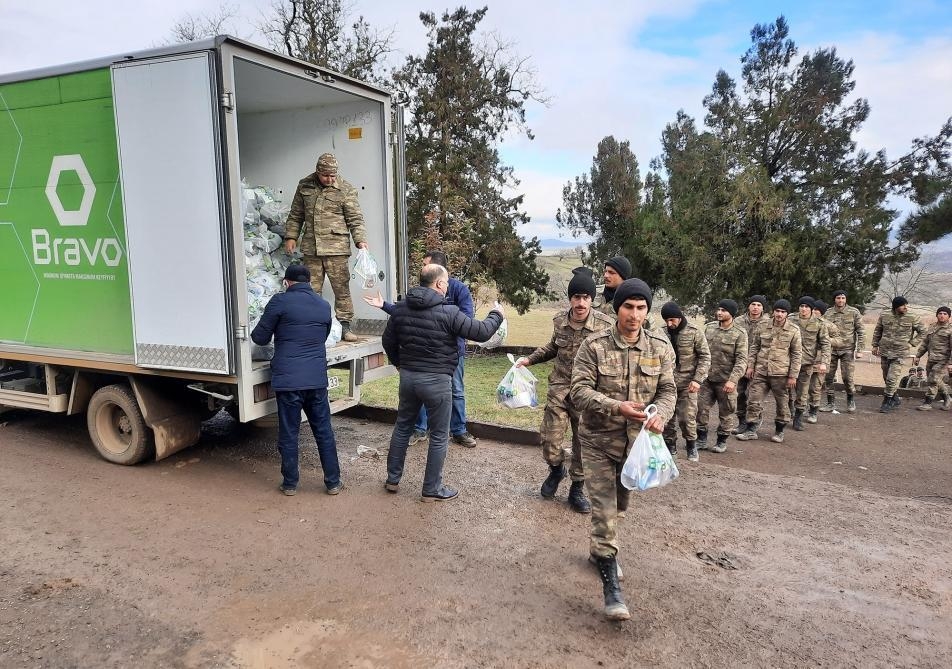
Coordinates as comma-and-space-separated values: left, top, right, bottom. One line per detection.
129, 377, 202, 461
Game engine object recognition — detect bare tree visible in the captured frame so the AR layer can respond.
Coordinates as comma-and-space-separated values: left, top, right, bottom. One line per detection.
259, 0, 393, 83
871, 252, 948, 311
168, 3, 239, 43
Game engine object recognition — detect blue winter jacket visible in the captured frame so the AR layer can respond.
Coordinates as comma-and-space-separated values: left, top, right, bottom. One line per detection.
251, 282, 331, 391
383, 286, 503, 375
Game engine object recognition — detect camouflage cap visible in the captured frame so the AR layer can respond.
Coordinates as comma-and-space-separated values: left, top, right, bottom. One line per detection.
316, 153, 339, 176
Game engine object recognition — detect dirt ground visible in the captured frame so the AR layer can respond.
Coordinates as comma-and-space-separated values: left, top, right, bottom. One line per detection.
1, 393, 950, 668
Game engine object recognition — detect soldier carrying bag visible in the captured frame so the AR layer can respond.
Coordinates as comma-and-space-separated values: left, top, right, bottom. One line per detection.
620, 404, 679, 491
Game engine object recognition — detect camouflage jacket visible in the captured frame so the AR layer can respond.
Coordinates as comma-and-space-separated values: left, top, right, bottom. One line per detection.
524, 308, 615, 386
749, 319, 802, 378
819, 316, 840, 347
915, 323, 952, 364
872, 311, 925, 359
285, 174, 367, 256
736, 314, 770, 354
704, 321, 749, 384
668, 323, 711, 387
794, 315, 832, 367
570, 326, 677, 459
827, 305, 865, 352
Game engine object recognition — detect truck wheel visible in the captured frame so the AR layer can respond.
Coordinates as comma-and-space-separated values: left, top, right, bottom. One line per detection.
87, 384, 153, 465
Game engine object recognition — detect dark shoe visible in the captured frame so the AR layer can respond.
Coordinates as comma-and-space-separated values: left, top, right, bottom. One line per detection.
568, 481, 592, 514
820, 394, 835, 412
421, 485, 459, 502
736, 422, 759, 440
879, 395, 890, 413
540, 464, 566, 498
710, 434, 728, 453
384, 480, 399, 493
792, 409, 804, 431
279, 485, 297, 496
917, 398, 934, 411
685, 440, 699, 462
452, 432, 478, 448
340, 322, 359, 343
593, 555, 630, 621
408, 429, 428, 446
890, 394, 902, 409
589, 554, 624, 581
846, 394, 856, 413
770, 421, 786, 443
696, 428, 708, 450
731, 416, 746, 434
326, 482, 343, 495
806, 406, 818, 424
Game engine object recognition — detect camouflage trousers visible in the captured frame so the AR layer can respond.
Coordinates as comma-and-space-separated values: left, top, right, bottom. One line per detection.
302, 254, 354, 322
793, 364, 824, 410
735, 375, 751, 425
826, 350, 857, 394
582, 443, 632, 558
880, 357, 906, 396
662, 381, 699, 443
539, 385, 583, 481
925, 361, 951, 400
697, 379, 738, 436
747, 374, 792, 425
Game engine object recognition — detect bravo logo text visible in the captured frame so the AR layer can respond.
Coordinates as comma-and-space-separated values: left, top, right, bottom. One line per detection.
32, 155, 122, 267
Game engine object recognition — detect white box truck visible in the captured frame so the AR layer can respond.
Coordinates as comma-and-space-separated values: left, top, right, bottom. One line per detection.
0, 36, 408, 464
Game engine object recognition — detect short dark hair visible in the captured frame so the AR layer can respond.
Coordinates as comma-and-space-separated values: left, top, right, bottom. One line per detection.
424, 250, 449, 269
420, 263, 447, 287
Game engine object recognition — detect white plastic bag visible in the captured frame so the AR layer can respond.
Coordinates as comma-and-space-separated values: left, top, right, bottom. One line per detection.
620, 404, 679, 491
496, 353, 538, 409
478, 316, 508, 349
352, 248, 379, 289
325, 318, 342, 348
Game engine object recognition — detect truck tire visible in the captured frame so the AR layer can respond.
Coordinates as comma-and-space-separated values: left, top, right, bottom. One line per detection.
87, 384, 153, 465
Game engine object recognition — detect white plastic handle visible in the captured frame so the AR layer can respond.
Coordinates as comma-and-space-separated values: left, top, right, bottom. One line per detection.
644, 403, 658, 420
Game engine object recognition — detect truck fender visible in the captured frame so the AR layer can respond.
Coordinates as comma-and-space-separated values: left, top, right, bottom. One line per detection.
129, 376, 202, 461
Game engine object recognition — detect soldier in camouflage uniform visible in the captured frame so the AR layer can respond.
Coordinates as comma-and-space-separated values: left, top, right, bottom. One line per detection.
660, 302, 710, 462
821, 290, 866, 413
737, 299, 802, 444
571, 278, 676, 621
592, 256, 631, 317
516, 271, 614, 513
914, 306, 952, 411
811, 300, 839, 412
735, 295, 770, 431
698, 299, 748, 454
284, 153, 369, 342
791, 297, 831, 430
872, 296, 925, 412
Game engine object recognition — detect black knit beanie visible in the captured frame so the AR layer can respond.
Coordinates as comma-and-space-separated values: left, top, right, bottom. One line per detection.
832, 290, 847, 299
798, 296, 815, 309
773, 299, 792, 313
814, 300, 828, 315
748, 295, 768, 308
660, 302, 684, 321
567, 272, 597, 299
605, 256, 632, 280
612, 278, 652, 313
718, 299, 739, 317
892, 296, 908, 310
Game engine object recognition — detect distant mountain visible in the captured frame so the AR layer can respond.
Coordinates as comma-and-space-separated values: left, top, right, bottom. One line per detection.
538, 238, 584, 250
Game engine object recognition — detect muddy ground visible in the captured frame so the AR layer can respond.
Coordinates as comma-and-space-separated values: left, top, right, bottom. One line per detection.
1, 393, 950, 668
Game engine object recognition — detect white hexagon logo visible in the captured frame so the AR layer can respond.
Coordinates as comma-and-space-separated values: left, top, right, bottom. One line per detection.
45, 154, 96, 227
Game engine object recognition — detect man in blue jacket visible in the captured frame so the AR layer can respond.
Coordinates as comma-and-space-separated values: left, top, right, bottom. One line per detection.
251, 264, 341, 496
382, 264, 504, 501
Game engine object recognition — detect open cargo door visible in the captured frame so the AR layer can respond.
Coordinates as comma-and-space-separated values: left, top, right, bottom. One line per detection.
112, 53, 233, 374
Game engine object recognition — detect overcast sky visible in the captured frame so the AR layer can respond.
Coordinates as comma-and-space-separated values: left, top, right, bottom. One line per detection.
3, 0, 950, 244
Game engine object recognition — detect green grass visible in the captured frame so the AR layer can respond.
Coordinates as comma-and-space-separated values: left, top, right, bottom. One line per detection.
357, 354, 556, 430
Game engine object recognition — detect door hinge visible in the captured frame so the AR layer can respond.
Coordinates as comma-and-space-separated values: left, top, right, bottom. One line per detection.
235, 325, 247, 340
220, 91, 235, 112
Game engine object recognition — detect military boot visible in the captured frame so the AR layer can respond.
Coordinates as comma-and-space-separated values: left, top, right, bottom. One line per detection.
846, 394, 857, 413
879, 394, 891, 413
889, 394, 902, 410
792, 409, 805, 431
732, 415, 746, 434
941, 392, 951, 411
567, 481, 592, 514
685, 440, 699, 462
540, 464, 566, 498
710, 433, 728, 453
770, 421, 786, 443
594, 555, 630, 621
735, 422, 760, 441
820, 393, 835, 412
339, 321, 359, 342
696, 427, 709, 451
806, 405, 819, 424
917, 398, 934, 411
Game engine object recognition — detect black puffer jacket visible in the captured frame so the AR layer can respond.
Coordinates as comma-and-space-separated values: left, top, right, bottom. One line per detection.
382, 286, 503, 375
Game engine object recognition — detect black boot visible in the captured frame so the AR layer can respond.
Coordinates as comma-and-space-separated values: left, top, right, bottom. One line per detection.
890, 394, 902, 410
770, 421, 786, 443
806, 405, 819, 424
792, 409, 804, 431
594, 555, 630, 621
540, 464, 566, 498
664, 438, 677, 457
879, 394, 890, 413
846, 394, 856, 413
567, 481, 592, 514
685, 440, 699, 462
735, 422, 760, 441
711, 433, 728, 453
820, 392, 835, 412
696, 428, 708, 450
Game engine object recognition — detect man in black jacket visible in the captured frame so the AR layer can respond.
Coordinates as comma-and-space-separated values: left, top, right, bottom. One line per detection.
382, 264, 505, 501
251, 264, 341, 496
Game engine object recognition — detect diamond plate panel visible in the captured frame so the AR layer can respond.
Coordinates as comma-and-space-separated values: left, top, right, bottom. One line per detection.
137, 343, 227, 373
